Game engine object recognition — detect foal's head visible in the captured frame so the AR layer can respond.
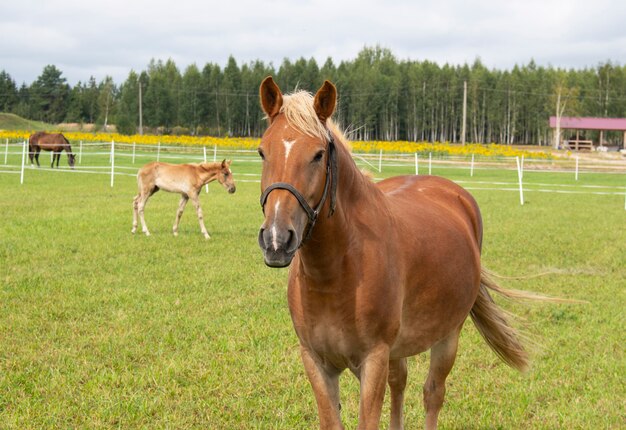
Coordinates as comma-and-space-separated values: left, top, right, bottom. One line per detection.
68, 153, 76, 169
217, 159, 236, 194
257, 76, 337, 267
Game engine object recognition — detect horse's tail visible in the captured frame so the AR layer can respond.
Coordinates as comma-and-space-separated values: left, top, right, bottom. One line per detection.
470, 268, 581, 372
469, 269, 534, 372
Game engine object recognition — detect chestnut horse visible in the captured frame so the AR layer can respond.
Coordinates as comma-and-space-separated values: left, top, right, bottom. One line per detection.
132, 160, 236, 239
28, 131, 76, 169
257, 77, 539, 430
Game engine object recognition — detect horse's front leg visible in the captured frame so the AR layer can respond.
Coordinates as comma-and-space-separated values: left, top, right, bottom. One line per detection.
300, 346, 344, 430
190, 192, 210, 239
357, 344, 390, 430
388, 358, 408, 430
173, 195, 189, 236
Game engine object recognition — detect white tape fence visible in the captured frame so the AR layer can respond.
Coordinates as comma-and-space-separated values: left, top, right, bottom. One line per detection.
2, 139, 625, 209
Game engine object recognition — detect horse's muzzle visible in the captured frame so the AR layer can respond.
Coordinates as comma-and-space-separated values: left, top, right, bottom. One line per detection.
258, 227, 299, 268
228, 185, 236, 194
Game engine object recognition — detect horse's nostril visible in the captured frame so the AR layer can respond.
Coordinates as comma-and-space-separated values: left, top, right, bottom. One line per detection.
258, 228, 267, 250
286, 229, 299, 253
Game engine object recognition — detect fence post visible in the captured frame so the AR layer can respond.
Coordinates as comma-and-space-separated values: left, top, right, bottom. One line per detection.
414, 153, 419, 175
575, 156, 579, 181
213, 144, 217, 162
470, 153, 475, 177
157, 141, 161, 161
378, 149, 383, 172
4, 138, 8, 164
110, 140, 115, 188
20, 140, 26, 184
203, 146, 209, 193
428, 153, 432, 175
132, 142, 136, 164
79, 140, 83, 164
516, 156, 524, 206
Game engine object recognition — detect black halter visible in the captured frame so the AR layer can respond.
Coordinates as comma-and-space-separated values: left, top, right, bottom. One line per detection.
259, 133, 338, 244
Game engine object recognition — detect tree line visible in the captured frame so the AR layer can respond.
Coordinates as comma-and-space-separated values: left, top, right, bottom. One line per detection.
1, 46, 624, 145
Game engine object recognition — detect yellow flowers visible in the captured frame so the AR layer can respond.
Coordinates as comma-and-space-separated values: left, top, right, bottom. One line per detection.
0, 131, 551, 159
352, 140, 551, 159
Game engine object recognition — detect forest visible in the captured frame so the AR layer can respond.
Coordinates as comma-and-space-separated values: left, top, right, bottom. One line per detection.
1, 47, 624, 145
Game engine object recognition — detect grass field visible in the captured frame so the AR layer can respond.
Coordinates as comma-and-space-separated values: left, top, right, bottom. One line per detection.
1, 147, 625, 429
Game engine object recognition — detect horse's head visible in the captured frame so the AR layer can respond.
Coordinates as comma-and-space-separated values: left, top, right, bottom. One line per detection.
68, 153, 76, 169
257, 76, 337, 268
217, 159, 236, 194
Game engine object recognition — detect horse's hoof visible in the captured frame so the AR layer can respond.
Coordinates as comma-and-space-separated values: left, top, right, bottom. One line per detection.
204, 234, 211, 240
131, 229, 136, 234
173, 231, 178, 237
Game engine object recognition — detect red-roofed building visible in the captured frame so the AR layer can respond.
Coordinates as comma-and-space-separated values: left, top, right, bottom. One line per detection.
549, 116, 626, 150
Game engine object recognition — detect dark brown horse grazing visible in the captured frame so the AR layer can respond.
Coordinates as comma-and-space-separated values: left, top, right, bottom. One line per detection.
257, 77, 540, 430
28, 131, 76, 169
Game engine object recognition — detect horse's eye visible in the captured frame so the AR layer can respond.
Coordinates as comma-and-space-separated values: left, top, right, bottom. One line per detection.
258, 148, 265, 160
224, 172, 229, 177
312, 150, 325, 163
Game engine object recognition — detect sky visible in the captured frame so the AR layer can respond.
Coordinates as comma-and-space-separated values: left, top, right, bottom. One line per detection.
1, 0, 625, 86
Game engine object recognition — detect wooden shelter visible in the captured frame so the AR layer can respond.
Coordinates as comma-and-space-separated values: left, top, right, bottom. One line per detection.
549, 116, 626, 150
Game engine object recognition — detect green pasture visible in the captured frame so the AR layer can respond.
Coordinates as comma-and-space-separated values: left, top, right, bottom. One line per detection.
1, 148, 625, 429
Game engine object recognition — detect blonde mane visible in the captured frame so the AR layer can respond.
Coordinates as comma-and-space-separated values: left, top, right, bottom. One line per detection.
281, 91, 351, 151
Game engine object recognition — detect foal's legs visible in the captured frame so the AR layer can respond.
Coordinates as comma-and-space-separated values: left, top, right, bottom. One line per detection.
300, 346, 344, 430
172, 194, 189, 236
132, 194, 140, 234
423, 326, 461, 430
34, 149, 41, 167
388, 358, 408, 430
189, 191, 210, 239
135, 189, 156, 236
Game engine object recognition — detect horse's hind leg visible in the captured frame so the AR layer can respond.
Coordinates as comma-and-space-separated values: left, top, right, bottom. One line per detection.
137, 191, 154, 236
35, 150, 40, 167
388, 358, 408, 430
172, 195, 189, 236
423, 326, 461, 430
132, 195, 140, 234
190, 192, 210, 239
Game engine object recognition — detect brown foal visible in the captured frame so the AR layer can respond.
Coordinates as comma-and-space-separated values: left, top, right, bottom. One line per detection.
132, 160, 235, 238
257, 76, 536, 430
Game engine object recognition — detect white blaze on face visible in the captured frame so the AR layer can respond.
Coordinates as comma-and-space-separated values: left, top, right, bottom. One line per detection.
282, 139, 296, 168
271, 200, 281, 251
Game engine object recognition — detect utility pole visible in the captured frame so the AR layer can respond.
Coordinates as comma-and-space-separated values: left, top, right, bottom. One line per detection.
461, 80, 467, 145
138, 82, 143, 135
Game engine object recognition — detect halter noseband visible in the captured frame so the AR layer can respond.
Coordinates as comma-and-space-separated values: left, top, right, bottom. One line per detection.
259, 134, 338, 244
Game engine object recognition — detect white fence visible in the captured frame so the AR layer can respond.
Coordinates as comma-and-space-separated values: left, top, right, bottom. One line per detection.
2, 139, 625, 209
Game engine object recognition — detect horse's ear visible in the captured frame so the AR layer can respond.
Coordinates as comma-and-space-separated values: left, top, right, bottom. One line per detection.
221, 159, 226, 168
260, 76, 283, 121
314, 80, 337, 123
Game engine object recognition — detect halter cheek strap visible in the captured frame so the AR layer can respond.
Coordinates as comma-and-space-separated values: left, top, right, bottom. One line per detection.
260, 135, 338, 244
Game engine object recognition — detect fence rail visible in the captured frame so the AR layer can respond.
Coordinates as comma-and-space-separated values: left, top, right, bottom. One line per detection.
2, 140, 625, 209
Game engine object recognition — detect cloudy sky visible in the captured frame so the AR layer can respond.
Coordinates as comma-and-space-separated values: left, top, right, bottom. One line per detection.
1, 0, 624, 86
